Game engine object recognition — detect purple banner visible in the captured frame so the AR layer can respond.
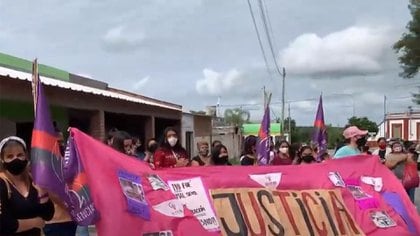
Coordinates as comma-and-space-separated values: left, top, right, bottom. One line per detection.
257, 105, 270, 165
63, 136, 99, 226
312, 95, 328, 160
118, 170, 151, 220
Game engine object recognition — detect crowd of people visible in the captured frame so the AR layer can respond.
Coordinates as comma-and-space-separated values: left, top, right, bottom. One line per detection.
105, 126, 328, 169
0, 124, 419, 235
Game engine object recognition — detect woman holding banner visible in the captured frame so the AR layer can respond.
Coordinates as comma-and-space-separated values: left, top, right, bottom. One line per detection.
154, 127, 189, 169
0, 136, 54, 236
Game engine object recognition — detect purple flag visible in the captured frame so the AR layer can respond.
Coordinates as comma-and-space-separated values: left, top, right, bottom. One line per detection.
63, 135, 99, 225
30, 60, 67, 199
312, 95, 328, 161
257, 105, 270, 165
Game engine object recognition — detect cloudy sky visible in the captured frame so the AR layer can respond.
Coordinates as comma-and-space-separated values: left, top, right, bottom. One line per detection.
1, 0, 419, 126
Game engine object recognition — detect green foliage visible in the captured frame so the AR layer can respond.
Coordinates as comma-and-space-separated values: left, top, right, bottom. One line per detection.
283, 117, 296, 133
327, 125, 344, 149
224, 108, 250, 127
393, 0, 420, 79
348, 116, 378, 133
190, 110, 207, 115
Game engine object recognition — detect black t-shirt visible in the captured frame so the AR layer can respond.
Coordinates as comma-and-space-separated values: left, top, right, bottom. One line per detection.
240, 155, 256, 166
191, 156, 206, 166
378, 149, 386, 160
0, 178, 54, 236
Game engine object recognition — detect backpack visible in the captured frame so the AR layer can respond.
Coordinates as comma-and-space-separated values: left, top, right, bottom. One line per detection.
402, 162, 420, 189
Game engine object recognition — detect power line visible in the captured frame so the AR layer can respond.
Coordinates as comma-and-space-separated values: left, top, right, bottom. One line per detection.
257, 0, 284, 77
246, 0, 273, 80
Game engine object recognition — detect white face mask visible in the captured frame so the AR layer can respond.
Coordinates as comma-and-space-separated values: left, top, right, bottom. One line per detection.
279, 147, 288, 154
168, 137, 178, 147
393, 146, 402, 153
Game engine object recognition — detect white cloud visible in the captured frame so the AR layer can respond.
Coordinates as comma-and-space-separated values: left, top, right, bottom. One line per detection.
102, 25, 145, 52
195, 68, 242, 96
134, 76, 150, 90
279, 26, 393, 77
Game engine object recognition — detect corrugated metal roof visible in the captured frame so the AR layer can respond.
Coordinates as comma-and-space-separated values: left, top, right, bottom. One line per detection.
0, 66, 181, 111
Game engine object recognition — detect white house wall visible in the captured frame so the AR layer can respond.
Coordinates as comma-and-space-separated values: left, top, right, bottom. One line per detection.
408, 119, 420, 141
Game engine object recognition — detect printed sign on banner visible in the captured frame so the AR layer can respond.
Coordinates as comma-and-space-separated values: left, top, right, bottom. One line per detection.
168, 177, 220, 231
328, 172, 346, 187
249, 172, 281, 188
152, 199, 185, 218
210, 188, 364, 236
118, 170, 150, 220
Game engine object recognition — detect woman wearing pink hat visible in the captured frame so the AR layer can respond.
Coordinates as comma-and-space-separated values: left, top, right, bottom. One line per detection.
333, 126, 368, 159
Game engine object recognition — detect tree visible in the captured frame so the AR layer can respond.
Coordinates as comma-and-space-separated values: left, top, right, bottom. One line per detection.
282, 117, 296, 133
224, 108, 250, 127
394, 0, 420, 79
327, 125, 344, 149
348, 116, 378, 133
190, 110, 206, 115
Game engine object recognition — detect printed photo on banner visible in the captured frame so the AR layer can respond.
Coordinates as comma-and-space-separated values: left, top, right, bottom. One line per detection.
347, 185, 371, 200
143, 230, 173, 236
119, 177, 146, 203
118, 170, 151, 220
147, 173, 169, 191
370, 211, 396, 228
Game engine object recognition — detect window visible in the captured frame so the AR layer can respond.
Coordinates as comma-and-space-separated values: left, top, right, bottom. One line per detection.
185, 131, 193, 158
417, 123, 420, 141
391, 123, 402, 139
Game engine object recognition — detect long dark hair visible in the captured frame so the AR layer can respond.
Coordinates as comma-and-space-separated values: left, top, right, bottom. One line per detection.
211, 144, 228, 165
242, 135, 257, 156
160, 127, 183, 151
111, 131, 131, 154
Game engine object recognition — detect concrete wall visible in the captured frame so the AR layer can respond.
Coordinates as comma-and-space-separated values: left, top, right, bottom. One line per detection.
212, 126, 242, 159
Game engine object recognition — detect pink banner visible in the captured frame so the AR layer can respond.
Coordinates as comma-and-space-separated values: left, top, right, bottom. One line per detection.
70, 128, 420, 236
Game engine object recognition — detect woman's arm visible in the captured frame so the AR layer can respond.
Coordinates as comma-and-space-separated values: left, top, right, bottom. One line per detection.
33, 185, 55, 221
1, 179, 45, 234
153, 149, 164, 169
0, 178, 19, 234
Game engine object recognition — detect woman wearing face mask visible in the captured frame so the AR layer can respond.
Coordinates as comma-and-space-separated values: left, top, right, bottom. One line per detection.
154, 127, 189, 169
333, 126, 368, 159
271, 140, 293, 165
372, 137, 391, 163
298, 146, 317, 164
0, 136, 55, 236
190, 141, 211, 166
211, 144, 232, 166
385, 142, 408, 179
240, 136, 257, 166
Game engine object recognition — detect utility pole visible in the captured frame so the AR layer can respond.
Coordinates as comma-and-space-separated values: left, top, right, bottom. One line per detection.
288, 102, 291, 142
263, 86, 267, 107
281, 67, 286, 137
383, 95, 387, 121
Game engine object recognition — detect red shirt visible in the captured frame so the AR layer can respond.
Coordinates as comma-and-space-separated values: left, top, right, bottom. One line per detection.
271, 154, 293, 165
153, 147, 188, 169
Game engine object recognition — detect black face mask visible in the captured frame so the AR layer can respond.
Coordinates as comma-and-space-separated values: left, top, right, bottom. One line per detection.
356, 137, 367, 147
302, 155, 315, 163
148, 144, 158, 153
214, 155, 228, 165
3, 159, 28, 175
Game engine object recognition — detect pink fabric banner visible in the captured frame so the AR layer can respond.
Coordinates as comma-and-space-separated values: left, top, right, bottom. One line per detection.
70, 128, 420, 236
